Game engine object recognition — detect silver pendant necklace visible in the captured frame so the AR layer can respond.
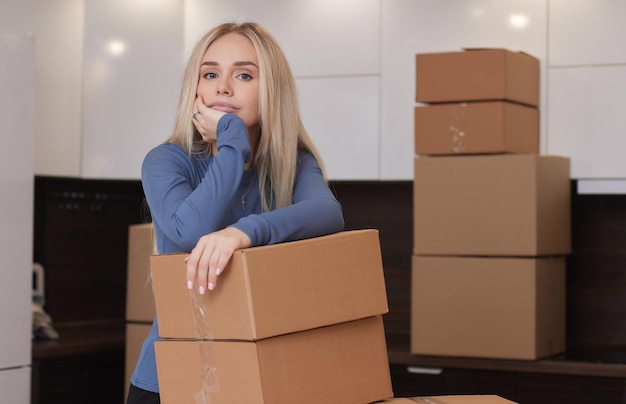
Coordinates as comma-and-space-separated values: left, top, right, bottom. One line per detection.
238, 178, 255, 211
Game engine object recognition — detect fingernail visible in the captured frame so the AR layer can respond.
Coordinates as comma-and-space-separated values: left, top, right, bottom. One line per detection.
199, 285, 205, 295
208, 282, 215, 291
216, 268, 222, 276
187, 280, 193, 290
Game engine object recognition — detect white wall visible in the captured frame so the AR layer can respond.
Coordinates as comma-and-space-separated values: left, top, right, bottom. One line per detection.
34, 0, 626, 185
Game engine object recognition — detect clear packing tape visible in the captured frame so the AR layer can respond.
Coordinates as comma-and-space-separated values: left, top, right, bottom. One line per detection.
193, 342, 220, 404
189, 287, 214, 338
188, 288, 220, 403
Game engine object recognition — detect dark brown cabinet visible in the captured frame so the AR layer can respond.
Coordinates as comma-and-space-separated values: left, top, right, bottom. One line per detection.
31, 178, 626, 403
32, 177, 145, 403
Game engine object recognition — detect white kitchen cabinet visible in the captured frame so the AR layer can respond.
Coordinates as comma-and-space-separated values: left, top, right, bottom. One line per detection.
549, 0, 626, 66
0, 0, 35, 402
37, 0, 381, 180
0, 368, 31, 404
81, 0, 184, 179
546, 0, 626, 187
35, 0, 184, 179
184, 0, 380, 78
380, 0, 548, 179
297, 76, 380, 180
547, 65, 626, 179
34, 0, 626, 182
34, 0, 83, 177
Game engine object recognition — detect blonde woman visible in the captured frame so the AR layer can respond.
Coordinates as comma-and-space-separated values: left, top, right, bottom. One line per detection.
127, 22, 344, 402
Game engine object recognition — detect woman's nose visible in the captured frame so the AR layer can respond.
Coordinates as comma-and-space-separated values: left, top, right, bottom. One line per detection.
217, 78, 232, 95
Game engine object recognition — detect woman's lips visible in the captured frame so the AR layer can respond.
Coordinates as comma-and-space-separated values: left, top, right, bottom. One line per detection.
209, 102, 239, 113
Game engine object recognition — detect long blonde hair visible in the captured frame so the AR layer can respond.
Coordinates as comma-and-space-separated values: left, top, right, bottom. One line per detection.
167, 22, 326, 211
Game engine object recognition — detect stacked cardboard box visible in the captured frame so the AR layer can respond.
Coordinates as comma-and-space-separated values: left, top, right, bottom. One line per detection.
151, 229, 394, 403
414, 48, 539, 155
411, 49, 571, 360
124, 223, 157, 398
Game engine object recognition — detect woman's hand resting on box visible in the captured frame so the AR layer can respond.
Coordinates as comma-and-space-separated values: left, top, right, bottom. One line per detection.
185, 227, 252, 293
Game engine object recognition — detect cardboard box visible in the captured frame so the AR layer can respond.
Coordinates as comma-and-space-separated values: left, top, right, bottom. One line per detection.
125, 223, 156, 322
155, 316, 393, 404
411, 255, 566, 360
413, 154, 571, 256
151, 230, 389, 340
416, 49, 539, 107
124, 323, 152, 399
378, 395, 518, 404
414, 101, 538, 155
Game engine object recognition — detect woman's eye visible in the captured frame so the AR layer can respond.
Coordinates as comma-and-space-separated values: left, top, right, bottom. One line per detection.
204, 72, 218, 79
237, 73, 252, 81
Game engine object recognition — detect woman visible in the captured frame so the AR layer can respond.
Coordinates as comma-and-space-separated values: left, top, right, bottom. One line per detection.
127, 22, 344, 403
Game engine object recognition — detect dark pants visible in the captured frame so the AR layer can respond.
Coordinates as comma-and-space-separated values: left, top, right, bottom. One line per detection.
127, 384, 160, 404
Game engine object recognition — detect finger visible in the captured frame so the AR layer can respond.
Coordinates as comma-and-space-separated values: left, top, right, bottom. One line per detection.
192, 97, 204, 120
207, 265, 218, 291
185, 248, 201, 291
194, 96, 206, 116
195, 246, 214, 294
185, 256, 193, 290
208, 247, 235, 291
206, 248, 221, 291
186, 241, 212, 295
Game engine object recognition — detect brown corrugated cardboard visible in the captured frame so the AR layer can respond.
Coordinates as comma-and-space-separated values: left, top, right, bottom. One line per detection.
124, 323, 152, 399
413, 154, 571, 256
414, 101, 538, 155
416, 49, 539, 107
155, 316, 393, 404
151, 229, 389, 340
410, 255, 566, 360
125, 223, 156, 322
378, 396, 518, 403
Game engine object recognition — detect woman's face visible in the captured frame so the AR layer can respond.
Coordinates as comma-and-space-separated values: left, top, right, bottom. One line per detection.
197, 33, 260, 132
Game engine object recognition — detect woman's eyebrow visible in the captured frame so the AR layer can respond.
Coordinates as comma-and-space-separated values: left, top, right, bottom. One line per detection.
234, 61, 258, 68
201, 61, 258, 68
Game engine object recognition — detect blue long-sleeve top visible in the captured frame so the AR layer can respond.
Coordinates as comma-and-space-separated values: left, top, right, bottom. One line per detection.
131, 113, 344, 392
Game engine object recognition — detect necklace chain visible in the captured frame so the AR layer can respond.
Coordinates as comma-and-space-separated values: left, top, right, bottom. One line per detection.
238, 178, 255, 211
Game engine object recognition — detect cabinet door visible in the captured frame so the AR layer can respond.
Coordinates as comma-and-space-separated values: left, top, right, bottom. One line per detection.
298, 76, 379, 180
547, 0, 626, 183
0, 0, 35, 386
34, 0, 83, 177
547, 65, 626, 179
81, 0, 184, 179
549, 0, 626, 66
185, 0, 380, 78
0, 368, 31, 404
